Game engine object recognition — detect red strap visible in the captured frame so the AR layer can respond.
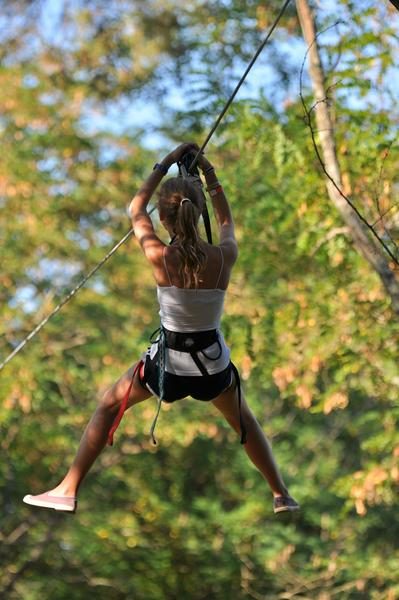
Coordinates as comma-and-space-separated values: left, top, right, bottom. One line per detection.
107, 360, 143, 446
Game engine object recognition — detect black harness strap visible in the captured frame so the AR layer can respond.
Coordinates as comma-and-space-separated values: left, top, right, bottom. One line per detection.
163, 327, 222, 377
201, 205, 213, 246
230, 362, 247, 445
189, 350, 211, 377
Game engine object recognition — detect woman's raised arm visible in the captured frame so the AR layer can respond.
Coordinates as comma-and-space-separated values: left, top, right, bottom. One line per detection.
197, 152, 238, 263
129, 143, 198, 254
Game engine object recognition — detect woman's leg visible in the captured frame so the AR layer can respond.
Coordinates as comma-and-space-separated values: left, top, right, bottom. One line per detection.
212, 383, 289, 498
43, 362, 152, 498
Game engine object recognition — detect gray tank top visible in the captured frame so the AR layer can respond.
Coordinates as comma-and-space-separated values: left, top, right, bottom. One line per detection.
157, 246, 226, 333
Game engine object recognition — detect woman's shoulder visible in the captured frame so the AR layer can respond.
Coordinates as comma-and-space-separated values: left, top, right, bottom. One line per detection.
144, 239, 168, 265
217, 238, 238, 265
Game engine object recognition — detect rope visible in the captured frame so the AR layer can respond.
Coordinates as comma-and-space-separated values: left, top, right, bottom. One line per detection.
0, 0, 292, 372
0, 226, 139, 371
189, 0, 292, 171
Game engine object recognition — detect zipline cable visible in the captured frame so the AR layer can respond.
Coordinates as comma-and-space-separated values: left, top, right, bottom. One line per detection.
189, 0, 293, 171
1, 228, 137, 370
0, 0, 292, 372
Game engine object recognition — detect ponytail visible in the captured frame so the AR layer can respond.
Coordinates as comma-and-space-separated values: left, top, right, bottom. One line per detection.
175, 198, 206, 288
158, 178, 206, 288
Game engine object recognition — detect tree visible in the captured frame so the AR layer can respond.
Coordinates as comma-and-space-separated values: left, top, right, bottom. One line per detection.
1, 2, 399, 599
296, 0, 399, 313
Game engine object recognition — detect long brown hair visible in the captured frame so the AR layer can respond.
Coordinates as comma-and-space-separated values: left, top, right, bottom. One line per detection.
158, 177, 206, 288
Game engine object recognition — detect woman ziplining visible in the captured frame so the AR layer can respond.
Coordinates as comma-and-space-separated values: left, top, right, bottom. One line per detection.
23, 142, 299, 515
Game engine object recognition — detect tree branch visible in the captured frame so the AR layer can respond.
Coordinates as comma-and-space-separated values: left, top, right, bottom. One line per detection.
296, 0, 399, 313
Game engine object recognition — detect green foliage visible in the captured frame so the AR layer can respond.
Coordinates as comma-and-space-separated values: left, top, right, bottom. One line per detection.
1, 1, 399, 599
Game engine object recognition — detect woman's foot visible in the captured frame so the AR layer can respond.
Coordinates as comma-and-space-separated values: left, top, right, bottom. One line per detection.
23, 491, 77, 513
273, 495, 300, 514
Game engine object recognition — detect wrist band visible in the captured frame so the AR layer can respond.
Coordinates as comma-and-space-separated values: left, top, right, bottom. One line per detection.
206, 180, 221, 191
208, 185, 223, 197
153, 162, 169, 175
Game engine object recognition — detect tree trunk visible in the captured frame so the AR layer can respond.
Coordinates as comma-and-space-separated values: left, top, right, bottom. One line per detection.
295, 0, 399, 314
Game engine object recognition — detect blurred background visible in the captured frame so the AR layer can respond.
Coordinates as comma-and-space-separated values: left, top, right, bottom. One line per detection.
1, 1, 398, 598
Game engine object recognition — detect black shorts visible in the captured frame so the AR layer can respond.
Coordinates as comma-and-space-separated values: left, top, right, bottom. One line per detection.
139, 353, 233, 403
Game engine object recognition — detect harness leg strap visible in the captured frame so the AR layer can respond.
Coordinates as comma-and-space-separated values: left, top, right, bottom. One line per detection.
230, 362, 247, 444
190, 351, 210, 376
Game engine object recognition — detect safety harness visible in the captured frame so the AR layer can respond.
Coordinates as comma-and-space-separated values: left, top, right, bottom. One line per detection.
107, 325, 247, 447
148, 326, 247, 446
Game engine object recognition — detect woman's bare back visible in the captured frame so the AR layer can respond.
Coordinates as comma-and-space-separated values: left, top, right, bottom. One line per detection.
157, 242, 232, 290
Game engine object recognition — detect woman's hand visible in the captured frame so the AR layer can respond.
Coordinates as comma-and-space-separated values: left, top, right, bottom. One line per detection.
163, 142, 214, 173
163, 142, 199, 167
186, 142, 214, 172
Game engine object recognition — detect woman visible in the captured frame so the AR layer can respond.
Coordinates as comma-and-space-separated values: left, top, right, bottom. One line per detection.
23, 142, 299, 515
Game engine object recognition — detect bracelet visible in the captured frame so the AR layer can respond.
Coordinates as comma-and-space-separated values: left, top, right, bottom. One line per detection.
203, 165, 215, 174
208, 185, 223, 197
153, 162, 169, 176
206, 180, 221, 191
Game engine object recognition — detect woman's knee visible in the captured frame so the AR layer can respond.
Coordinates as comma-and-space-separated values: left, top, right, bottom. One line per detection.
98, 367, 150, 414
98, 386, 120, 415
